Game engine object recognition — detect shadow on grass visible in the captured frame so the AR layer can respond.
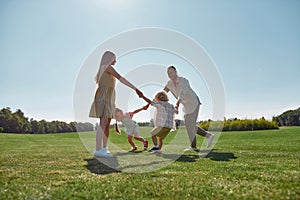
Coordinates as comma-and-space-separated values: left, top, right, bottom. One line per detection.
162, 149, 237, 163
115, 150, 144, 155
84, 149, 237, 174
84, 155, 167, 174
206, 150, 237, 161
161, 154, 199, 162
84, 158, 121, 175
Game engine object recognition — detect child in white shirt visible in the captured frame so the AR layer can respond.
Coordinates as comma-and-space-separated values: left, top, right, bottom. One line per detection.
115, 105, 149, 151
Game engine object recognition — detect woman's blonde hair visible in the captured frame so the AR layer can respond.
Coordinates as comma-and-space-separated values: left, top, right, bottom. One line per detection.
155, 91, 169, 102
95, 51, 116, 84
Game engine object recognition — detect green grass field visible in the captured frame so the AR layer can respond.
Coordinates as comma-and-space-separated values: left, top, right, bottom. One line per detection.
0, 127, 299, 199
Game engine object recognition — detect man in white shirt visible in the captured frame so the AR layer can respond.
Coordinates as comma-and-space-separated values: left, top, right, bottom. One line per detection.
164, 66, 214, 151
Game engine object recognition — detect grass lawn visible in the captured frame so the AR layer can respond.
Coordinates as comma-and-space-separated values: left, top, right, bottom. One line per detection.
0, 127, 299, 199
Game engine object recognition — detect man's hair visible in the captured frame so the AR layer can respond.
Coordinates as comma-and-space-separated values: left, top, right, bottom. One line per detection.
168, 66, 177, 71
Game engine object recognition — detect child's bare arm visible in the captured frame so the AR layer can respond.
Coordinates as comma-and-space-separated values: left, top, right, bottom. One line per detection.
114, 123, 121, 135
132, 103, 150, 114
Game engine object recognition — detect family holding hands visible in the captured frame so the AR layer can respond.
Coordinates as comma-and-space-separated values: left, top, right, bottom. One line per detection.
89, 51, 214, 158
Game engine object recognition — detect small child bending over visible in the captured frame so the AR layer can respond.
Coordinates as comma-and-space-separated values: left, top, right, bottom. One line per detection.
115, 105, 149, 152
142, 91, 178, 153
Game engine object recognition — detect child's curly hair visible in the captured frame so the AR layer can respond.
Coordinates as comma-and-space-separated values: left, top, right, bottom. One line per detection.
155, 91, 169, 102
115, 108, 123, 115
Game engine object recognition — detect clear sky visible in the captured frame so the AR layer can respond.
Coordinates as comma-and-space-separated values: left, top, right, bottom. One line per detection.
1, 0, 299, 122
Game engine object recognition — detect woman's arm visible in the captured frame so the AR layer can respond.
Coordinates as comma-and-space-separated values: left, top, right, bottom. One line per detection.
141, 95, 152, 104
106, 66, 137, 90
106, 66, 144, 97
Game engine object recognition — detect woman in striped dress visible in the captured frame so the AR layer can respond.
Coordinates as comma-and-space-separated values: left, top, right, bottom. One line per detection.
89, 51, 143, 158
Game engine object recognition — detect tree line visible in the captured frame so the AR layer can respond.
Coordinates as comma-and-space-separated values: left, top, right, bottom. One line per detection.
0, 108, 94, 134
1, 107, 298, 133
199, 117, 279, 132
199, 107, 300, 131
273, 107, 300, 126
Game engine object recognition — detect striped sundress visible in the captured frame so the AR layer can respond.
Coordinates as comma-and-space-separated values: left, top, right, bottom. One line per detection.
89, 71, 116, 118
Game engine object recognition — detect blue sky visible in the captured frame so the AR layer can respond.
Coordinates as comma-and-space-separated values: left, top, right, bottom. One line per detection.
1, 0, 299, 122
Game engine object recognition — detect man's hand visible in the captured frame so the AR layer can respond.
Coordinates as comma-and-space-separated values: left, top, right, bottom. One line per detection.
175, 100, 181, 110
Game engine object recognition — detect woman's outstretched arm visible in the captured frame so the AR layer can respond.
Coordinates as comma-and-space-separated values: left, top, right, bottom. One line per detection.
140, 95, 152, 105
106, 66, 143, 97
106, 66, 136, 90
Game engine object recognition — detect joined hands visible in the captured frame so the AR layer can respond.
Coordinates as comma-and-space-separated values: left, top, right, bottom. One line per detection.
135, 89, 144, 98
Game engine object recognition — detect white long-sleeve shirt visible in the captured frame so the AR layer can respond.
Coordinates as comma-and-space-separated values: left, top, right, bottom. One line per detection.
165, 77, 201, 114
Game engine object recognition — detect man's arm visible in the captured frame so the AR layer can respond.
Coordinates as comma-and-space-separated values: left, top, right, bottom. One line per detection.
176, 78, 189, 109
163, 86, 170, 93
178, 78, 189, 102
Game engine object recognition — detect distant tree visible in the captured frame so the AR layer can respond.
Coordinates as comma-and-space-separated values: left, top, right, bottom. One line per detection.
14, 109, 31, 133
74, 122, 94, 132
0, 107, 95, 133
149, 119, 154, 127
0, 108, 13, 133
199, 117, 278, 131
0, 108, 31, 133
49, 121, 58, 133
30, 119, 39, 134
137, 122, 151, 127
95, 123, 99, 130
274, 108, 300, 126
38, 120, 46, 134
70, 122, 77, 132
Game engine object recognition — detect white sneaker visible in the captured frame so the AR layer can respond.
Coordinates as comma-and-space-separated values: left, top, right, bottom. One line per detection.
150, 149, 162, 154
184, 147, 199, 152
103, 147, 110, 154
206, 133, 215, 147
93, 148, 113, 158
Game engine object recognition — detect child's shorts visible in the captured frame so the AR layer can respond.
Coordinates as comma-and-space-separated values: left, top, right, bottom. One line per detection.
151, 127, 171, 139
125, 125, 139, 136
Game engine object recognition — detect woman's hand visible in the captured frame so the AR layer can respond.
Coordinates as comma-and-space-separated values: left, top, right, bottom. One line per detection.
136, 89, 144, 98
